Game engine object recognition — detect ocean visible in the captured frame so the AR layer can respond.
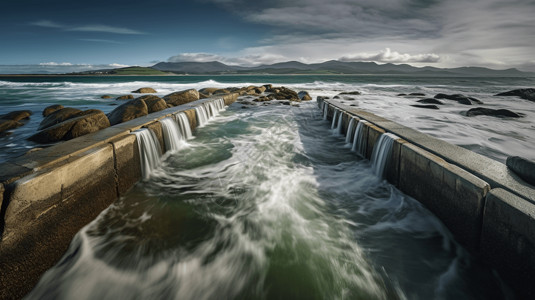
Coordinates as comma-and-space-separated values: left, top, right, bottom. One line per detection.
2, 75, 532, 298
1, 75, 534, 164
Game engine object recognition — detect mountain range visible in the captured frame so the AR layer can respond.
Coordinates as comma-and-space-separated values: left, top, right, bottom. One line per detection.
77, 60, 534, 77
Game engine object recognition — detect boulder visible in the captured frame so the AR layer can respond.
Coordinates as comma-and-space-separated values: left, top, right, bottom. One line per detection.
411, 104, 440, 110
132, 87, 157, 94
199, 93, 209, 99
506, 156, 535, 185
495, 88, 535, 102
107, 99, 148, 125
0, 120, 22, 134
39, 108, 82, 130
298, 91, 312, 101
136, 95, 167, 113
465, 107, 522, 118
116, 95, 134, 100
253, 96, 271, 102
43, 105, 64, 117
163, 89, 200, 106
199, 87, 219, 95
29, 110, 110, 143
263, 84, 273, 90
214, 89, 231, 95
434, 93, 483, 105
270, 87, 300, 101
417, 98, 444, 105
339, 91, 361, 95
101, 95, 112, 99
0, 110, 32, 122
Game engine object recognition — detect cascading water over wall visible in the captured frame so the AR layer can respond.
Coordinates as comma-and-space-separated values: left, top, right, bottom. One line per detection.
195, 98, 226, 127
160, 117, 185, 152
331, 109, 339, 129
352, 120, 368, 157
175, 112, 193, 140
345, 117, 357, 144
370, 133, 399, 178
133, 128, 162, 180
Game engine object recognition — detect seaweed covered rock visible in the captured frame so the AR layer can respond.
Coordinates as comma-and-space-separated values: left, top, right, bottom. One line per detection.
107, 98, 148, 125
163, 89, 200, 106
29, 109, 110, 143
132, 87, 157, 94
506, 156, 535, 185
495, 88, 535, 102
465, 107, 522, 118
434, 93, 483, 105
42, 104, 64, 117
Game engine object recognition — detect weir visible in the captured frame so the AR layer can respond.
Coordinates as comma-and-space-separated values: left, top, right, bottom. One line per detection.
0, 93, 238, 299
318, 97, 535, 299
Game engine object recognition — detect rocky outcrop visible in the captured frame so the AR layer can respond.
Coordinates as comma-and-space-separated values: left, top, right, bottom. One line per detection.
29, 110, 110, 143
465, 107, 523, 118
199, 87, 219, 95
107, 99, 148, 125
417, 98, 444, 105
434, 93, 483, 105
132, 87, 157, 94
163, 89, 200, 106
43, 105, 64, 117
506, 156, 535, 185
116, 95, 134, 100
269, 87, 300, 101
39, 108, 82, 130
1, 110, 32, 122
411, 104, 440, 110
495, 88, 535, 102
136, 95, 167, 113
298, 91, 312, 101
101, 95, 112, 99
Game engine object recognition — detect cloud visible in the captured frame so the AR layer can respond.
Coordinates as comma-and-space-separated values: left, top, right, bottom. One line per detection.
30, 20, 63, 28
39, 62, 73, 66
167, 52, 288, 66
339, 48, 440, 63
68, 25, 145, 35
30, 20, 144, 35
78, 38, 123, 44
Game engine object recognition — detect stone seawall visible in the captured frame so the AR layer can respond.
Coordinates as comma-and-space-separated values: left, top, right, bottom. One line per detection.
319, 98, 535, 298
0, 93, 238, 299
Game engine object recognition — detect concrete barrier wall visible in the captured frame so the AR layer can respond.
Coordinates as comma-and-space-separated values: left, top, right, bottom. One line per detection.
319, 97, 535, 298
0, 93, 238, 299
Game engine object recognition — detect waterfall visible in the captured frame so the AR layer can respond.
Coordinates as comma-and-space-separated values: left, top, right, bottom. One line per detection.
160, 118, 184, 152
336, 112, 343, 135
345, 117, 357, 144
195, 106, 209, 127
176, 112, 193, 140
371, 133, 399, 178
323, 103, 329, 120
133, 128, 162, 180
351, 120, 368, 157
331, 110, 338, 129
196, 100, 225, 128
215, 98, 226, 111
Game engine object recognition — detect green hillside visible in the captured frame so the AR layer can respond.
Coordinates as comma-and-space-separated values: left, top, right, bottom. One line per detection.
108, 66, 169, 75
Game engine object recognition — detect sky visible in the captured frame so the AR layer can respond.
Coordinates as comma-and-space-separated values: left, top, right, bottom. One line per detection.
1, 0, 534, 73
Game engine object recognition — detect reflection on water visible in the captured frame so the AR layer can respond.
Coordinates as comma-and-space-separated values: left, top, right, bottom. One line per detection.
28, 101, 512, 300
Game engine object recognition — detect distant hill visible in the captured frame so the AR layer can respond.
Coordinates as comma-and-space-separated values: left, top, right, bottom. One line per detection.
74, 61, 534, 77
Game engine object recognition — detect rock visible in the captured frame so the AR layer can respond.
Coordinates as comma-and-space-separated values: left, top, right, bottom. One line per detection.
107, 99, 148, 125
397, 93, 407, 96
269, 87, 300, 101
263, 84, 273, 90
199, 93, 209, 99
213, 89, 230, 95
254, 96, 271, 102
281, 101, 291, 105
333, 96, 340, 99
241, 106, 248, 109
506, 156, 535, 185
116, 95, 134, 100
495, 88, 535, 102
29, 110, 110, 143
135, 95, 167, 113
298, 91, 312, 101
0, 110, 32, 122
434, 93, 483, 105
409, 93, 426, 96
43, 105, 64, 117
132, 87, 157, 93
411, 104, 440, 110
417, 98, 444, 105
199, 87, 219, 95
101, 95, 112, 99
39, 108, 82, 130
0, 120, 22, 134
465, 107, 522, 118
163, 89, 200, 106
255, 86, 267, 94
339, 91, 361, 95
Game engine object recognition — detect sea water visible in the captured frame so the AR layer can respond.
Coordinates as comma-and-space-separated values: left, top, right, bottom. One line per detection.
0, 75, 533, 164
27, 100, 513, 299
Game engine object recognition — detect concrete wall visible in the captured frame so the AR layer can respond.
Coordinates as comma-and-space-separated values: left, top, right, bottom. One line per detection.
0, 94, 238, 299
320, 98, 535, 298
